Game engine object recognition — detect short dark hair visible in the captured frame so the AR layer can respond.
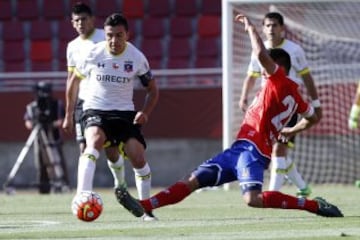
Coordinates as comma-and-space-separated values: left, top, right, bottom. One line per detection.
268, 48, 291, 74
263, 12, 284, 26
72, 2, 93, 16
104, 13, 128, 31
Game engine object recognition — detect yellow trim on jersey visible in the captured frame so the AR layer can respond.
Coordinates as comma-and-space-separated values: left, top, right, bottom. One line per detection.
68, 66, 75, 73
357, 82, 360, 95
248, 71, 261, 78
275, 38, 286, 48
298, 67, 310, 76
73, 67, 86, 80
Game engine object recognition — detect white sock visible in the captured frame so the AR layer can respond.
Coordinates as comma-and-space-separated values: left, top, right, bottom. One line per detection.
133, 163, 151, 200
268, 157, 286, 191
76, 148, 99, 194
285, 157, 307, 190
107, 156, 125, 188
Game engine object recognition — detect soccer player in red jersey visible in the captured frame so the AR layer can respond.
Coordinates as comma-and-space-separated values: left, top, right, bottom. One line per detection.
124, 13, 343, 218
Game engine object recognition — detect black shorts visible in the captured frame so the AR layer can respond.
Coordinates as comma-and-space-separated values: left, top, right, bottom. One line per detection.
74, 99, 85, 143
81, 109, 146, 149
283, 113, 298, 144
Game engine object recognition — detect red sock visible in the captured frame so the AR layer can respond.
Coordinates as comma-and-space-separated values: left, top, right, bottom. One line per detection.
262, 191, 318, 213
140, 182, 192, 212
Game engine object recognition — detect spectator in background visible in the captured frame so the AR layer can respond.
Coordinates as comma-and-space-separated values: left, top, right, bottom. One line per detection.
348, 81, 360, 186
239, 12, 322, 197
24, 81, 69, 193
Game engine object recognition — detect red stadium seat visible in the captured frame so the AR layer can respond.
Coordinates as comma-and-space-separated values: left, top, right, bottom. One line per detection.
58, 19, 77, 41
94, 0, 119, 18
198, 15, 221, 38
142, 17, 166, 39
169, 17, 193, 38
141, 38, 163, 60
0, 0, 13, 21
167, 58, 191, 69
43, 0, 66, 20
148, 0, 171, 17
174, 0, 198, 17
31, 61, 54, 71
57, 40, 68, 64
122, 0, 144, 19
69, 0, 93, 9
4, 62, 26, 72
30, 20, 53, 40
3, 41, 26, 62
127, 19, 138, 41
168, 38, 192, 58
58, 59, 68, 71
167, 38, 192, 68
194, 57, 219, 68
200, 0, 221, 15
16, 0, 39, 20
141, 38, 164, 69
2, 21, 25, 41
3, 40, 27, 72
30, 40, 53, 62
196, 37, 219, 58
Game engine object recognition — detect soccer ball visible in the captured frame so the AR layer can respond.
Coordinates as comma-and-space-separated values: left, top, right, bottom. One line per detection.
71, 191, 103, 222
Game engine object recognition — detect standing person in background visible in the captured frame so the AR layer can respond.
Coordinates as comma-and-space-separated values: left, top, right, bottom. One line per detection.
348, 82, 360, 129
24, 81, 70, 193
120, 13, 343, 219
239, 12, 322, 197
63, 13, 159, 221
348, 81, 360, 186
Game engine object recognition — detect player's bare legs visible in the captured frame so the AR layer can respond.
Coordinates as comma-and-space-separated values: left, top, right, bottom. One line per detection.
105, 146, 125, 188
115, 138, 156, 220
76, 126, 106, 193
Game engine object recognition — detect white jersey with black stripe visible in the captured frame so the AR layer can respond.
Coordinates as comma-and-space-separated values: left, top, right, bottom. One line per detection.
66, 28, 105, 100
75, 41, 151, 111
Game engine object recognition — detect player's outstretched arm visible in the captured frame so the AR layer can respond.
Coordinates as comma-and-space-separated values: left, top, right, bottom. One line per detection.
235, 13, 275, 76
279, 112, 318, 142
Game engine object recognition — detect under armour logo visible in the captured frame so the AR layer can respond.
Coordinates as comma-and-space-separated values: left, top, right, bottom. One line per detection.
97, 63, 105, 68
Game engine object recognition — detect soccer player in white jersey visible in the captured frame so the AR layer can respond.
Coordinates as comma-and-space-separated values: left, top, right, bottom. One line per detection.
63, 10, 159, 221
239, 12, 322, 197
66, 3, 128, 215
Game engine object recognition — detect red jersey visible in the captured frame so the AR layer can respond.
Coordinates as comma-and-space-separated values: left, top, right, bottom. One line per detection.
237, 66, 313, 158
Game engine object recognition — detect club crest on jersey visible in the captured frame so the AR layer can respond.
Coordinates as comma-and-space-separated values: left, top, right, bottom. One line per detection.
124, 61, 133, 73
112, 63, 120, 69
97, 62, 105, 68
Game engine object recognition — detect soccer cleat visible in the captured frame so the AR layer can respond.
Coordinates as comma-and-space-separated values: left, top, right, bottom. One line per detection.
314, 197, 344, 217
115, 186, 144, 217
142, 211, 159, 222
296, 185, 312, 198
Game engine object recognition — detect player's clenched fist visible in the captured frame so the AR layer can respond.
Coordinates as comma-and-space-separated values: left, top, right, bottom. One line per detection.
234, 13, 252, 32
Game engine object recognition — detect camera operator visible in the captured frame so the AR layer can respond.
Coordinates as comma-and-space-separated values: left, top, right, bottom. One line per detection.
24, 81, 70, 193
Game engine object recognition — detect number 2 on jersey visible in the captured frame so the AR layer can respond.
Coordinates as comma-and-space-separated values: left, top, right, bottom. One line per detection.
271, 95, 297, 131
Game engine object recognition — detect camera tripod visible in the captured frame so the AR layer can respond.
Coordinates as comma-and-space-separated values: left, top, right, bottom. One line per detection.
3, 123, 69, 194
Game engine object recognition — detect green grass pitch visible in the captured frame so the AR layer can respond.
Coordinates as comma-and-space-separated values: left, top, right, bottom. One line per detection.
0, 185, 359, 240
